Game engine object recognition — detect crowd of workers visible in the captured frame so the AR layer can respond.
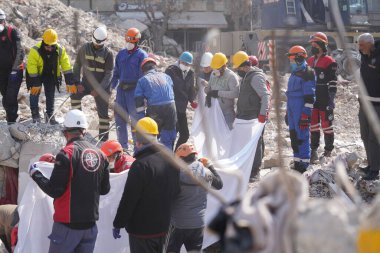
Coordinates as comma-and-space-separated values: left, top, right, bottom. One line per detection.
1, 6, 380, 253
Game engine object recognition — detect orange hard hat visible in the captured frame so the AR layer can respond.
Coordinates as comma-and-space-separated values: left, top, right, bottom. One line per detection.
101, 140, 123, 157
141, 57, 157, 70
309, 32, 328, 44
175, 143, 198, 157
39, 153, 55, 163
287, 45, 307, 59
125, 27, 141, 43
249, 55, 259, 66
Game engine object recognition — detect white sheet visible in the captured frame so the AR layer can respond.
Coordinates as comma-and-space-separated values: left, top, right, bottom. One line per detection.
15, 94, 264, 252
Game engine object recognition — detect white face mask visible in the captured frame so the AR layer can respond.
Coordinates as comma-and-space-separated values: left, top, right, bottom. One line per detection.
179, 63, 190, 72
126, 42, 135, 50
0, 24, 4, 33
212, 69, 221, 77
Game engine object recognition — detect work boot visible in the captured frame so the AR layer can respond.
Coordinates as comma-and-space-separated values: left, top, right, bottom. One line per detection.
310, 149, 318, 164
48, 116, 59, 125
293, 161, 307, 174
362, 170, 379, 181
31, 109, 41, 123
322, 150, 332, 158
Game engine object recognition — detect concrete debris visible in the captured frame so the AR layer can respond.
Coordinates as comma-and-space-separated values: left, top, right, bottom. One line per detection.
0, 124, 19, 168
295, 199, 359, 253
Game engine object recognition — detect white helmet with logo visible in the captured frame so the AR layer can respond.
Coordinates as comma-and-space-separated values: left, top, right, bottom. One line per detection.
63, 109, 88, 129
200, 52, 213, 68
92, 26, 107, 46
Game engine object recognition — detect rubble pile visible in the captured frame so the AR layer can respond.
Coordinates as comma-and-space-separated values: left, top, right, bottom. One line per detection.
2, 0, 126, 56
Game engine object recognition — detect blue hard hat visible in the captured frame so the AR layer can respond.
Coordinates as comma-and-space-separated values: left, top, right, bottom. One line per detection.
179, 51, 193, 65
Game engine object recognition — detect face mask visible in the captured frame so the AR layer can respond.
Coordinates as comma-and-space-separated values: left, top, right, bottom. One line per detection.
179, 63, 190, 72
0, 24, 4, 33
311, 46, 320, 55
212, 69, 221, 77
126, 42, 135, 50
290, 60, 306, 72
237, 70, 246, 78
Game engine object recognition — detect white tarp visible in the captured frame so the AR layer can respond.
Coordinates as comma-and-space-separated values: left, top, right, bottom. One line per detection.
15, 96, 264, 252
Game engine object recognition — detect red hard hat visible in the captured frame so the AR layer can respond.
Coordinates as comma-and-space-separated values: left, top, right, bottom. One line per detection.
249, 55, 259, 66
309, 32, 328, 44
39, 153, 55, 163
287, 45, 307, 59
125, 28, 141, 43
141, 57, 157, 70
175, 143, 198, 157
101, 140, 123, 157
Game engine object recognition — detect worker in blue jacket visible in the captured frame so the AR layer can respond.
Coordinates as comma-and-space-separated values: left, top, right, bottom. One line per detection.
135, 58, 177, 150
285, 46, 316, 173
110, 28, 148, 150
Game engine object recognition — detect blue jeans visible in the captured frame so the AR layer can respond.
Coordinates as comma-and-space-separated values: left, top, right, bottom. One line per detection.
115, 88, 141, 149
48, 222, 98, 253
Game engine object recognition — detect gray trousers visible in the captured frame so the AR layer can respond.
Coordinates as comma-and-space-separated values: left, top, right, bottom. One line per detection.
359, 104, 380, 172
48, 222, 98, 253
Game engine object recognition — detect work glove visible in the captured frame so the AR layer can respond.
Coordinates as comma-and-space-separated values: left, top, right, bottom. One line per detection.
299, 113, 310, 130
30, 86, 42, 96
190, 101, 198, 109
66, 84, 77, 95
284, 113, 288, 126
205, 94, 212, 108
258, 114, 266, 123
77, 84, 85, 93
112, 228, 121, 239
208, 90, 219, 98
29, 163, 40, 177
200, 157, 212, 168
9, 70, 21, 83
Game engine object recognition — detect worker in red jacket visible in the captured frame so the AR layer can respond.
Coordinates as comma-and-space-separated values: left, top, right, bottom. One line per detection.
101, 140, 135, 173
307, 32, 338, 163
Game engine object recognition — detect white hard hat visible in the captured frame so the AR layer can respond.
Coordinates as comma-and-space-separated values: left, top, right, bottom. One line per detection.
92, 26, 107, 45
0, 9, 6, 20
63, 109, 88, 129
200, 52, 213, 67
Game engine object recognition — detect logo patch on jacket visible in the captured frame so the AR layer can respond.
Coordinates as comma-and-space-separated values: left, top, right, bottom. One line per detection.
81, 149, 101, 172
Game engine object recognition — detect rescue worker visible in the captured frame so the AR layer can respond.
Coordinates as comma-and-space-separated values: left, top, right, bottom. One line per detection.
307, 32, 338, 162
71, 26, 114, 141
165, 51, 197, 150
0, 9, 24, 124
110, 27, 148, 149
205, 52, 239, 129
357, 33, 380, 180
26, 28, 77, 124
232, 51, 271, 179
113, 117, 180, 253
135, 58, 177, 150
285, 46, 316, 173
166, 143, 223, 253
0, 204, 18, 252
29, 109, 110, 253
199, 52, 213, 81
101, 139, 135, 173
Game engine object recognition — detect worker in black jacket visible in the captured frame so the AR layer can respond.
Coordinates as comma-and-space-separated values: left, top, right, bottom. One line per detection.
29, 109, 110, 253
358, 33, 380, 180
165, 52, 197, 150
0, 9, 24, 124
113, 117, 180, 253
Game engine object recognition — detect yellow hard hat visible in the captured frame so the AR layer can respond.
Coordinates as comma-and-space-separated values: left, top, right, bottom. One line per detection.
42, 29, 58, 46
136, 117, 159, 135
232, 51, 249, 69
210, 52, 228, 70
358, 229, 380, 253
